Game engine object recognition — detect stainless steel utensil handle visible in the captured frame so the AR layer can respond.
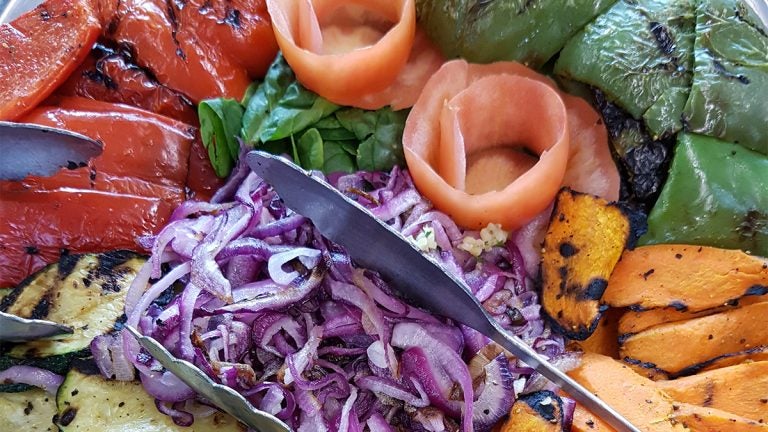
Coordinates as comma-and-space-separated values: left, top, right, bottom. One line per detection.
486, 319, 640, 432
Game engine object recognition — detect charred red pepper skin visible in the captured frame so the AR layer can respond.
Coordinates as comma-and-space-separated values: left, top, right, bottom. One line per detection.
0, 0, 100, 120
5, 97, 193, 204
0, 98, 202, 287
0, 189, 174, 287
101, 0, 278, 103
56, 44, 199, 124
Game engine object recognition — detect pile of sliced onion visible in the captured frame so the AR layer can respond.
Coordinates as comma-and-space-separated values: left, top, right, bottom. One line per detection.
95, 158, 571, 431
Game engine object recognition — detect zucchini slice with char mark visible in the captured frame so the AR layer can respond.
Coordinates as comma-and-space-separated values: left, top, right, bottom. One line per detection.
0, 388, 59, 431
0, 262, 60, 319
540, 188, 645, 341
1, 251, 145, 359
55, 369, 246, 431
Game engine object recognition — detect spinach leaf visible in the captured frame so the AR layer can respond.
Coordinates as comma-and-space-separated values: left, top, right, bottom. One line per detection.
294, 128, 325, 170
336, 108, 409, 171
201, 54, 408, 176
198, 98, 244, 178
258, 83, 339, 142
241, 55, 296, 143
323, 142, 357, 173
241, 54, 339, 144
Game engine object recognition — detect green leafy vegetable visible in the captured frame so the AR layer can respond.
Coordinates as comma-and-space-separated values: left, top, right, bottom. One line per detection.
198, 98, 244, 178
336, 108, 408, 171
294, 128, 324, 170
199, 55, 408, 177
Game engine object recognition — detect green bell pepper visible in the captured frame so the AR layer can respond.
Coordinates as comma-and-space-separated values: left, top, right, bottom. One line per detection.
554, 0, 696, 139
416, 0, 616, 69
642, 133, 768, 255
682, 0, 768, 155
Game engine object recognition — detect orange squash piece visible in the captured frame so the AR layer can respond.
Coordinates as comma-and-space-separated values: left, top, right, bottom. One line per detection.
620, 302, 768, 377
571, 307, 622, 358
540, 189, 640, 340
605, 245, 768, 312
669, 403, 768, 432
571, 404, 613, 432
657, 362, 768, 422
566, 353, 688, 432
0, 0, 100, 120
618, 294, 767, 335
499, 391, 565, 432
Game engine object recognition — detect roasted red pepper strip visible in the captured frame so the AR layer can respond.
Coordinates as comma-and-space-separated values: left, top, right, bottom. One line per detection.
0, 189, 175, 287
102, 0, 277, 102
0, 0, 100, 120
56, 44, 199, 124
5, 97, 193, 204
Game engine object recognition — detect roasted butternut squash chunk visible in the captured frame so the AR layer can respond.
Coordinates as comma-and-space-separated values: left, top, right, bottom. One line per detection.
566, 353, 688, 432
670, 403, 768, 432
605, 245, 768, 312
500, 391, 565, 432
657, 362, 768, 422
540, 188, 644, 340
620, 302, 768, 376
570, 404, 613, 432
571, 307, 622, 358
618, 293, 767, 335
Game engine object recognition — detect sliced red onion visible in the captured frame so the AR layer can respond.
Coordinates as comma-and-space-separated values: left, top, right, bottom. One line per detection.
366, 411, 395, 432
562, 396, 576, 430
283, 326, 323, 385
296, 388, 330, 432
140, 370, 196, 402
356, 376, 429, 408
0, 366, 63, 394
91, 333, 135, 381
155, 399, 194, 427
471, 354, 515, 432
267, 248, 321, 285
126, 165, 565, 432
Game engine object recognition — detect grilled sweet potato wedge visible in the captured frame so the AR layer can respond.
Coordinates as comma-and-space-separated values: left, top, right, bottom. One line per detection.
566, 353, 687, 432
657, 362, 768, 422
605, 245, 768, 312
618, 293, 767, 335
540, 188, 644, 340
620, 302, 768, 376
669, 403, 768, 432
500, 391, 565, 432
570, 307, 621, 358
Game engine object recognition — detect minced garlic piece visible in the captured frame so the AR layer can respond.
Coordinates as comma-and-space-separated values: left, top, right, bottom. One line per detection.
407, 226, 438, 252
459, 223, 510, 257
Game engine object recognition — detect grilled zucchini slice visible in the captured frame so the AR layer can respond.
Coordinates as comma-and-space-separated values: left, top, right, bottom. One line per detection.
55, 369, 246, 431
1, 251, 146, 359
0, 388, 59, 431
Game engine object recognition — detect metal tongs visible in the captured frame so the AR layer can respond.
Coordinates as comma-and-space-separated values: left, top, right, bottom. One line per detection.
0, 121, 102, 341
245, 151, 642, 432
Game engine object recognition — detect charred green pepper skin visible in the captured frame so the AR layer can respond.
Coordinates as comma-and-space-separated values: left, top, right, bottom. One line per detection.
555, 0, 696, 139
416, 0, 616, 68
642, 133, 768, 255
682, 0, 768, 155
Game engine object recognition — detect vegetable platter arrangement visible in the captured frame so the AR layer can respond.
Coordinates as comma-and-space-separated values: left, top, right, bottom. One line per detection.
0, 0, 767, 431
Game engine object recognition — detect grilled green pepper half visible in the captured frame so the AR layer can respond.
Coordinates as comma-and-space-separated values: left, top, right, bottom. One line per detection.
555, 0, 696, 139
642, 133, 768, 255
415, 0, 617, 69
682, 0, 768, 155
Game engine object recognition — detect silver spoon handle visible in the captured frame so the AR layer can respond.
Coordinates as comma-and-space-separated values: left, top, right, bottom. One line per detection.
487, 319, 640, 432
